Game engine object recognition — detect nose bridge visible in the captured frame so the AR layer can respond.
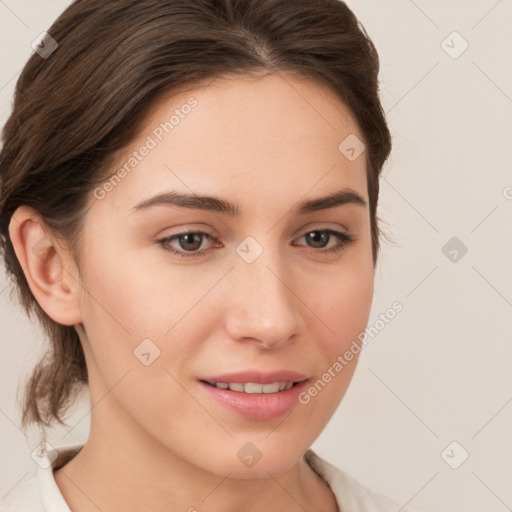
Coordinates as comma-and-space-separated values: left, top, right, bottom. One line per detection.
224, 238, 303, 346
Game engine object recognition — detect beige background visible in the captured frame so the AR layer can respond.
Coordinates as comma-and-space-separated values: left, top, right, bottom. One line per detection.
1, 1, 511, 511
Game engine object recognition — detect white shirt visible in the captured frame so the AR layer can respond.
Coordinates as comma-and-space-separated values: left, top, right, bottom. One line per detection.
0, 444, 426, 511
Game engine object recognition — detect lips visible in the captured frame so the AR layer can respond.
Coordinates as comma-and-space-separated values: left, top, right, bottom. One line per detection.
197, 370, 310, 421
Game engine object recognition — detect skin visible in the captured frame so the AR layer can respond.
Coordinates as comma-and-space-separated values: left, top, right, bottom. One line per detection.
9, 71, 374, 511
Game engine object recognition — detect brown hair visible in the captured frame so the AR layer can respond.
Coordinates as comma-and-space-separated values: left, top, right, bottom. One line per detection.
0, 0, 392, 430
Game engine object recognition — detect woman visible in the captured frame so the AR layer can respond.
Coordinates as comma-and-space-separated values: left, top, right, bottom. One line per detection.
0, 0, 424, 510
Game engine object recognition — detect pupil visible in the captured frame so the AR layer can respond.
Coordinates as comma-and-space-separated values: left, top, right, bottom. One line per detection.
181, 233, 202, 251
307, 231, 328, 248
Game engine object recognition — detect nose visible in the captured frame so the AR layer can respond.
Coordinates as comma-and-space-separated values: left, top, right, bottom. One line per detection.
223, 252, 304, 349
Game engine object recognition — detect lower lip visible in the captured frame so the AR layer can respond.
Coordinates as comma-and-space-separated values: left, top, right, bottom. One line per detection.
198, 380, 310, 421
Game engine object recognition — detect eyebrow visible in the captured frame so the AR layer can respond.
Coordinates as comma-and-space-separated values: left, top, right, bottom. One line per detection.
130, 188, 367, 216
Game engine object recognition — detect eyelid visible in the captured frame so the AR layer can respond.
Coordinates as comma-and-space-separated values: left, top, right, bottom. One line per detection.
292, 221, 350, 237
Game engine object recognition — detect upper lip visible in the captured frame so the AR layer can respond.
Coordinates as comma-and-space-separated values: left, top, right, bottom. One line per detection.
199, 370, 310, 385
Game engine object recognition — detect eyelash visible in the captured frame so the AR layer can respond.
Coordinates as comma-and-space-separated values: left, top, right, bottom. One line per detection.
157, 229, 355, 259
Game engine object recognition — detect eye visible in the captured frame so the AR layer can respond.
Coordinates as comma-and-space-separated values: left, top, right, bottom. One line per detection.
294, 229, 355, 255
157, 228, 355, 259
157, 230, 217, 258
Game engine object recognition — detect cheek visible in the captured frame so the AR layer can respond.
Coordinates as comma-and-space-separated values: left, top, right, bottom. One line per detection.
310, 252, 374, 343
77, 241, 228, 401
79, 237, 206, 336
77, 252, 204, 432
304, 247, 374, 390
294, 273, 373, 432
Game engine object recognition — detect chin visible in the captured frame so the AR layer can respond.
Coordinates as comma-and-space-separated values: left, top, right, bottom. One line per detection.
195, 434, 310, 480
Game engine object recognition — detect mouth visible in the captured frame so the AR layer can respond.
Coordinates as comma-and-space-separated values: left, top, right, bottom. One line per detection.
197, 375, 311, 421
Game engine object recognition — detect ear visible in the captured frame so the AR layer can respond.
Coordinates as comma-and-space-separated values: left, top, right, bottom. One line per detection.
8, 205, 83, 326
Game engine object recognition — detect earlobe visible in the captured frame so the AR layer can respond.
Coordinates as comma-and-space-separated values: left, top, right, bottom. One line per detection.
8, 205, 83, 326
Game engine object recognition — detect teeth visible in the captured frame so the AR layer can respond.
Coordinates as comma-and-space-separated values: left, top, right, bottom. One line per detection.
212, 381, 295, 393
262, 383, 281, 393
228, 382, 245, 392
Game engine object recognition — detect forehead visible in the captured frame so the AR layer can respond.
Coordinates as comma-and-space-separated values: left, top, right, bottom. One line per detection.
92, 72, 367, 214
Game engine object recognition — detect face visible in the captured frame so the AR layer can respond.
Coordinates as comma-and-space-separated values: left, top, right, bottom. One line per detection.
74, 72, 374, 478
